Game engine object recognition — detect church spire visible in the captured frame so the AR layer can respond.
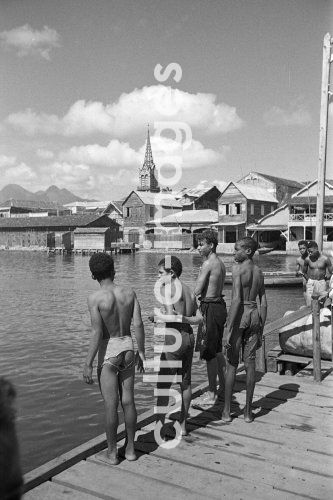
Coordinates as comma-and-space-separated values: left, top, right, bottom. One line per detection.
138, 125, 160, 192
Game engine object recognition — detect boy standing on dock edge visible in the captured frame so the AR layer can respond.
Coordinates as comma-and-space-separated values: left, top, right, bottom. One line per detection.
303, 241, 332, 306
222, 237, 267, 423
195, 229, 227, 405
83, 253, 145, 465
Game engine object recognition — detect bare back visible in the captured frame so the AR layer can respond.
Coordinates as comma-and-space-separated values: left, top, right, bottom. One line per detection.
196, 254, 226, 299
90, 284, 135, 339
164, 279, 197, 317
232, 259, 264, 302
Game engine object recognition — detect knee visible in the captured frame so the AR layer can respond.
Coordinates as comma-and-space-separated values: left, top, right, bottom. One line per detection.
121, 394, 135, 408
244, 358, 255, 371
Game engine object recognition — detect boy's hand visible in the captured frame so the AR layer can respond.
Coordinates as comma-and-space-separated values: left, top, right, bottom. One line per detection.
135, 351, 145, 373
83, 364, 93, 384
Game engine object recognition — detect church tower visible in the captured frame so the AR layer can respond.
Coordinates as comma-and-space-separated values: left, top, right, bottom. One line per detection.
137, 126, 160, 192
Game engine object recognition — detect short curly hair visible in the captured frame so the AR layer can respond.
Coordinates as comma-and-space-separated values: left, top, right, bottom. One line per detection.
89, 253, 114, 281
238, 237, 258, 257
197, 229, 218, 251
158, 255, 183, 277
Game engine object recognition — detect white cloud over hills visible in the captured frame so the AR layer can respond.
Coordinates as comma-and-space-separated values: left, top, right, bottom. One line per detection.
0, 24, 60, 60
6, 85, 244, 137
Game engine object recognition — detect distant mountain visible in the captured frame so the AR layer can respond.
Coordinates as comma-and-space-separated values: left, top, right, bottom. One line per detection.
0, 184, 91, 205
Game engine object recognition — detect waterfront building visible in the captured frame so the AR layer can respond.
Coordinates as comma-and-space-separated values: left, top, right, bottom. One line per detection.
287, 179, 333, 252
122, 190, 182, 245
174, 185, 222, 211
0, 199, 70, 218
74, 227, 114, 251
145, 209, 218, 249
238, 172, 304, 205
214, 181, 278, 253
246, 204, 289, 250
0, 214, 119, 250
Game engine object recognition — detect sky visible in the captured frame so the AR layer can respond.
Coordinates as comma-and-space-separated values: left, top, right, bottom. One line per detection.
0, 0, 332, 200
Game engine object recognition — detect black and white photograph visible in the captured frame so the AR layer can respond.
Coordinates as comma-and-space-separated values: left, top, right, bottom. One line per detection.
0, 1, 332, 498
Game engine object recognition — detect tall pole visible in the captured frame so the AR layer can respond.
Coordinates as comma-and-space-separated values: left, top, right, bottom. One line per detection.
316, 33, 332, 251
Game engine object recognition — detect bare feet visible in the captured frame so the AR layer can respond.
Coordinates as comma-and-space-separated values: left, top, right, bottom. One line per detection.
125, 449, 137, 461
221, 411, 232, 423
97, 450, 119, 465
244, 410, 254, 423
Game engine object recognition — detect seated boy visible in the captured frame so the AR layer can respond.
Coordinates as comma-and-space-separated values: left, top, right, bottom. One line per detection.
83, 253, 145, 464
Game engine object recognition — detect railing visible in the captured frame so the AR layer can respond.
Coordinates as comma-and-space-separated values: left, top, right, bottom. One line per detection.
289, 212, 333, 222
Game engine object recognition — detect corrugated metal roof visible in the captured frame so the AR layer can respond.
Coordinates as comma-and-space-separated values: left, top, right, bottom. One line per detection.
0, 199, 65, 209
0, 214, 114, 229
125, 191, 182, 207
220, 182, 278, 203
248, 172, 304, 189
74, 227, 109, 234
147, 209, 218, 225
290, 196, 333, 204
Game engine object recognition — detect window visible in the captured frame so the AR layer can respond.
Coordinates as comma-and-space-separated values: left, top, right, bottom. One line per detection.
126, 207, 131, 217
150, 206, 155, 217
235, 203, 241, 215
219, 204, 229, 215
271, 205, 275, 213
261, 204, 265, 216
250, 203, 254, 215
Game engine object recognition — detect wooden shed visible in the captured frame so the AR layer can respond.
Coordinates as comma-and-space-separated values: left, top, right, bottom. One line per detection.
73, 227, 113, 251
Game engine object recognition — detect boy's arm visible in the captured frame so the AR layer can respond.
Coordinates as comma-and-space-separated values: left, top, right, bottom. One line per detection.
132, 292, 145, 369
325, 257, 333, 279
295, 258, 301, 276
258, 274, 267, 328
225, 265, 242, 343
194, 260, 210, 297
83, 295, 103, 384
302, 258, 309, 280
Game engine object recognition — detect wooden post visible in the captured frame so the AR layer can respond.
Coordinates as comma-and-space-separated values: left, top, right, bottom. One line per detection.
311, 294, 322, 382
315, 33, 332, 251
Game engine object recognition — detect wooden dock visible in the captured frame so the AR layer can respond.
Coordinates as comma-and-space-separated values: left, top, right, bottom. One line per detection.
24, 370, 333, 500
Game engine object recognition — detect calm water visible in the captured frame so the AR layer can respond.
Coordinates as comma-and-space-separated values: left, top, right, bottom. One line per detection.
0, 250, 304, 473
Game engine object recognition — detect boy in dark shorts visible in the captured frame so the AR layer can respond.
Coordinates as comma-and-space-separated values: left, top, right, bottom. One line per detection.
195, 230, 227, 405
153, 256, 197, 436
222, 237, 267, 423
83, 253, 145, 464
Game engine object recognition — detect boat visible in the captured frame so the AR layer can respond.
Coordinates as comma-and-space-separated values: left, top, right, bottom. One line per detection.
224, 271, 302, 287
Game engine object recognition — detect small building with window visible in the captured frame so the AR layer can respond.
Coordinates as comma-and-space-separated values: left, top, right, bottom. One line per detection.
122, 191, 182, 245
215, 181, 278, 252
287, 179, 333, 252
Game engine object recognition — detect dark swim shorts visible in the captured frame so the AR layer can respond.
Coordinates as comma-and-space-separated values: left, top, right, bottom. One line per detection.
159, 323, 194, 390
227, 302, 261, 368
197, 297, 227, 361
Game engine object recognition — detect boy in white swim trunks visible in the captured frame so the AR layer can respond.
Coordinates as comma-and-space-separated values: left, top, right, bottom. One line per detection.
83, 253, 145, 465
303, 241, 332, 306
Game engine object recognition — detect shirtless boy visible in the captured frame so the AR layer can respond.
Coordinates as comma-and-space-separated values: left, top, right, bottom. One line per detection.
195, 229, 227, 405
296, 240, 308, 302
83, 253, 145, 465
303, 241, 333, 306
222, 237, 267, 423
153, 256, 197, 436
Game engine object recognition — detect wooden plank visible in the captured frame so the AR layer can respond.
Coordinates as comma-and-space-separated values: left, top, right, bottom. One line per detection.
23, 380, 210, 493
24, 480, 100, 499
263, 307, 312, 337
190, 427, 333, 477
53, 460, 206, 500
88, 447, 301, 500
255, 372, 333, 397
132, 433, 332, 499
277, 354, 312, 364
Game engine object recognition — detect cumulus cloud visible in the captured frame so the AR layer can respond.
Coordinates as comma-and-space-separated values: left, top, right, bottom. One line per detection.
0, 154, 17, 168
0, 162, 37, 184
0, 24, 60, 60
263, 104, 311, 127
6, 85, 244, 137
36, 148, 54, 160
